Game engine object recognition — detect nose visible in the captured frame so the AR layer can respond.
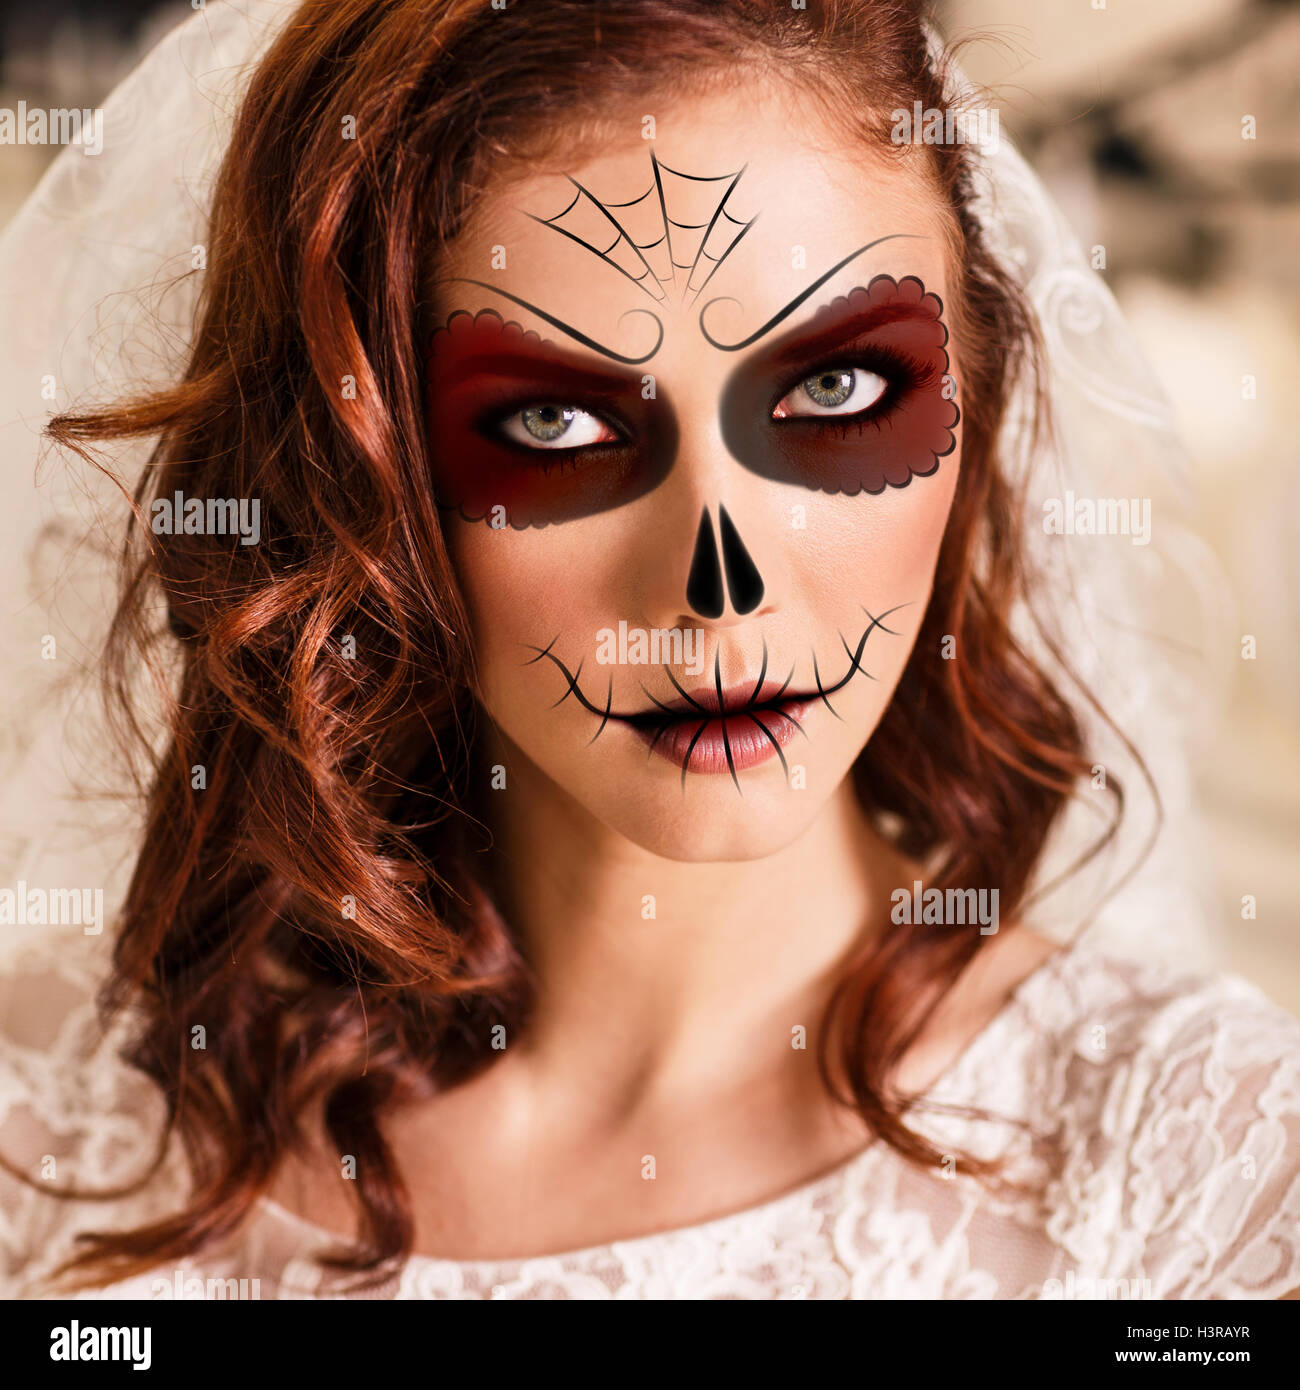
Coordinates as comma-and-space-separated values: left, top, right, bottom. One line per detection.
686, 505, 765, 620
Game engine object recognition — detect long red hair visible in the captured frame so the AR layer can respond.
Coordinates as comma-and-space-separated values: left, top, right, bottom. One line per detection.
26, 0, 1129, 1288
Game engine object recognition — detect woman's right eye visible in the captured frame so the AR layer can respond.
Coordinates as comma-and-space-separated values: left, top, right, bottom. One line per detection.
499, 403, 620, 450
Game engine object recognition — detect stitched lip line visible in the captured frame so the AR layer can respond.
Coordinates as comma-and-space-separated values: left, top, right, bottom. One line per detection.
522, 603, 910, 792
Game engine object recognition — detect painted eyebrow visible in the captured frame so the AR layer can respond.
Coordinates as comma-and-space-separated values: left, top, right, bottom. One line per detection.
697, 234, 923, 352
433, 277, 663, 364
741, 286, 944, 379
430, 319, 649, 395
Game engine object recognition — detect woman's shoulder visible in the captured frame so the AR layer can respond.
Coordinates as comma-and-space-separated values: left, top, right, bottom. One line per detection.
0, 931, 176, 1296
1011, 932, 1300, 1298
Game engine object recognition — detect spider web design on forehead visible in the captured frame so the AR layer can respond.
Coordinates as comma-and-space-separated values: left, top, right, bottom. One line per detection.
525, 151, 759, 306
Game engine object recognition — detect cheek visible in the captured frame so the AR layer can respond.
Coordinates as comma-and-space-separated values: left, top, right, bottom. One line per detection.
793, 440, 960, 609
447, 522, 609, 707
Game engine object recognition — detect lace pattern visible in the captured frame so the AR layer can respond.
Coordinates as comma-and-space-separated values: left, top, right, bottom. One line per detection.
2, 928, 1297, 1300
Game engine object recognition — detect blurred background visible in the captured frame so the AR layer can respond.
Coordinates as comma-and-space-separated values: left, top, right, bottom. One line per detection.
0, 0, 1296, 1006
936, 0, 1300, 1009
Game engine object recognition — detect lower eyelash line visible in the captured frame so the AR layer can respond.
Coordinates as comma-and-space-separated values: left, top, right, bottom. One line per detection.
812, 410, 892, 441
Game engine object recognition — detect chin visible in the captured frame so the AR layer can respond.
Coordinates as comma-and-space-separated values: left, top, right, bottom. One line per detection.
555, 745, 847, 863
595, 792, 828, 863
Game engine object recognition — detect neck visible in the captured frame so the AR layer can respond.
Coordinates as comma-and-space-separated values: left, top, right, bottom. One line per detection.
480, 737, 904, 1110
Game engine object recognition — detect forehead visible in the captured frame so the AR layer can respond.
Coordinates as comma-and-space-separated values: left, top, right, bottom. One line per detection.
433, 82, 951, 355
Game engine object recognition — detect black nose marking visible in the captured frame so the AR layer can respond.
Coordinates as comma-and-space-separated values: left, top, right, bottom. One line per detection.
686, 508, 725, 619
719, 505, 764, 615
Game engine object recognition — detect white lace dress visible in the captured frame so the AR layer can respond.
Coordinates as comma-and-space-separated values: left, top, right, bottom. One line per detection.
2, 928, 1298, 1300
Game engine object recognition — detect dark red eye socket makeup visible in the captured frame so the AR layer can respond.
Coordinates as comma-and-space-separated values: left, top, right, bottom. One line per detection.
717, 275, 959, 496
424, 308, 677, 528
424, 276, 958, 529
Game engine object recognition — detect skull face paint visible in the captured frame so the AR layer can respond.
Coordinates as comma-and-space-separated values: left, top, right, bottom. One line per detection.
686, 506, 765, 619
425, 307, 677, 528
717, 275, 958, 496
430, 76, 963, 861
427, 276, 955, 529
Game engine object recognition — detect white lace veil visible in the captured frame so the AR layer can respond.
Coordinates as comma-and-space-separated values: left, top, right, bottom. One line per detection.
0, 0, 1224, 968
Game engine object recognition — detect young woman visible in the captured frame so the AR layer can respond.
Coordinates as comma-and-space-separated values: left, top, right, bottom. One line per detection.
0, 0, 1296, 1300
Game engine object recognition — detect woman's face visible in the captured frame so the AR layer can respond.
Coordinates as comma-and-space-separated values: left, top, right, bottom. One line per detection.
430, 80, 962, 860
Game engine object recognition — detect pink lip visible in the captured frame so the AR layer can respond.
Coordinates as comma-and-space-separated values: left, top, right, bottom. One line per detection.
628, 698, 812, 774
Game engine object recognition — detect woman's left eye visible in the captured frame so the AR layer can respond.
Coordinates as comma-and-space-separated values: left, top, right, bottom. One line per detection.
499, 403, 620, 450
772, 366, 889, 419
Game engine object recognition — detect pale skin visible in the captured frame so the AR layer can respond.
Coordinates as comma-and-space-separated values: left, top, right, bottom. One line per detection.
270, 75, 1140, 1267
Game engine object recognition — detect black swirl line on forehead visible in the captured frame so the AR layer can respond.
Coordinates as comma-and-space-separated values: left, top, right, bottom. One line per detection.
697, 233, 924, 351
433, 278, 663, 365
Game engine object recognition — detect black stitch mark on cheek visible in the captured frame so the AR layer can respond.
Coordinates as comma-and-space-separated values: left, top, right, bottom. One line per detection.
519, 602, 912, 797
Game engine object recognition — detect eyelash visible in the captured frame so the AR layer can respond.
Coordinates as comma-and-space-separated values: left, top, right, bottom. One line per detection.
771, 345, 930, 436
485, 403, 628, 463
483, 344, 933, 458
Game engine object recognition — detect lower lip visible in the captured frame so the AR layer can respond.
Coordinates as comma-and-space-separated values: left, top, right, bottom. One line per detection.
626, 699, 813, 774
